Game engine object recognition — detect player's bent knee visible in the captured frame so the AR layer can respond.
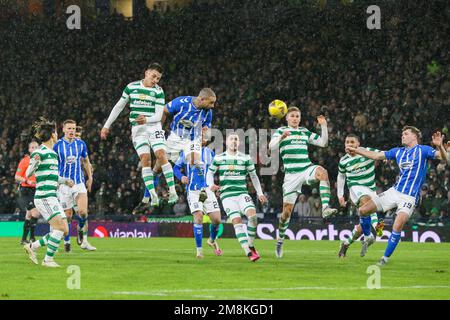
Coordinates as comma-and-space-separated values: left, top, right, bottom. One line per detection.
155, 149, 167, 161
193, 212, 203, 224
358, 196, 371, 207
210, 214, 221, 225
231, 217, 242, 225
139, 154, 151, 166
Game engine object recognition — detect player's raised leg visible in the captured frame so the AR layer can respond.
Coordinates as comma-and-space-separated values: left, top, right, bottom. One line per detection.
357, 198, 378, 257
154, 148, 178, 204
140, 152, 159, 206
314, 166, 337, 218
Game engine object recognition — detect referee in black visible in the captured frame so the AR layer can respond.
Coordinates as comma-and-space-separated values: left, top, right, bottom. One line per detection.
15, 141, 40, 245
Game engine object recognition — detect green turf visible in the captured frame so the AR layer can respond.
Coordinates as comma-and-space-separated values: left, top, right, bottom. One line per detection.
0, 237, 449, 300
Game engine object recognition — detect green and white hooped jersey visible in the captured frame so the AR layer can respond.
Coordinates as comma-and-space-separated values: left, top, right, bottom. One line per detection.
30, 145, 59, 199
121, 81, 165, 127
208, 151, 256, 201
272, 126, 320, 174
338, 148, 379, 191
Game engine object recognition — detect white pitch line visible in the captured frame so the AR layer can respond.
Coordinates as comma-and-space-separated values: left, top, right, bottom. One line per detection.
112, 285, 450, 296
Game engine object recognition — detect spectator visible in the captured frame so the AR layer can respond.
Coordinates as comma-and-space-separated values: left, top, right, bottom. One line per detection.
0, 0, 448, 224
173, 195, 188, 216
293, 194, 311, 218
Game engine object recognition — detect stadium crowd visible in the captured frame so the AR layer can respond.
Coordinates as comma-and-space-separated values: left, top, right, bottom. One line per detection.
0, 0, 449, 225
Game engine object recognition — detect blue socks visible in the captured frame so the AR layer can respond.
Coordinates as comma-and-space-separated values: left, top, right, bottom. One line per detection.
384, 231, 401, 258
360, 216, 372, 236
194, 224, 203, 248
64, 220, 71, 242
78, 216, 87, 229
210, 223, 220, 241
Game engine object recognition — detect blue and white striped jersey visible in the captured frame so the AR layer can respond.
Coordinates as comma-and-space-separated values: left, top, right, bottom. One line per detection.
54, 138, 88, 184
173, 147, 215, 192
166, 96, 213, 140
384, 144, 436, 199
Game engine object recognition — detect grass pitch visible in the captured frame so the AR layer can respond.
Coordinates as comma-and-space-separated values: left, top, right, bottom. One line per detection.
0, 237, 449, 300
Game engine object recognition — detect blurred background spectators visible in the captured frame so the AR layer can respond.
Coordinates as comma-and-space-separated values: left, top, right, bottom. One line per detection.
0, 0, 448, 225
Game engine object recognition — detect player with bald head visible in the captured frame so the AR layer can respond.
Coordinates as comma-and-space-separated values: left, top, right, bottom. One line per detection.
163, 88, 217, 202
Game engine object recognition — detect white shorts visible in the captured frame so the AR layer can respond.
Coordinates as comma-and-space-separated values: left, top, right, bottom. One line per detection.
58, 183, 87, 211
222, 194, 255, 221
283, 165, 318, 204
132, 123, 166, 156
349, 186, 378, 206
187, 189, 220, 214
34, 197, 66, 222
372, 187, 416, 217
166, 132, 201, 162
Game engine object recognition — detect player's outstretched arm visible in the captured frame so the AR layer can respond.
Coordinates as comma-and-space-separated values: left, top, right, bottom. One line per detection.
308, 115, 328, 147
347, 146, 386, 160
336, 172, 346, 207
101, 97, 128, 139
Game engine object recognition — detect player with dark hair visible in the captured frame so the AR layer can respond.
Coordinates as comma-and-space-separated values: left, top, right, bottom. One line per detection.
337, 134, 384, 258
23, 118, 74, 267
101, 63, 178, 208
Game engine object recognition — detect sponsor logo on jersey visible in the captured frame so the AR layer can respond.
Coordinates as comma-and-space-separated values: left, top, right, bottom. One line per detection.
400, 161, 413, 170
290, 139, 306, 145
65, 156, 76, 164
223, 171, 241, 176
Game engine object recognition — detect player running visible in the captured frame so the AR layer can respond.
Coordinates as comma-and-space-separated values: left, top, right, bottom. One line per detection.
54, 119, 96, 252
15, 141, 40, 245
206, 133, 267, 262
173, 134, 222, 259
336, 134, 384, 258
346, 126, 447, 266
163, 88, 216, 202
269, 106, 337, 258
101, 63, 178, 207
23, 117, 74, 267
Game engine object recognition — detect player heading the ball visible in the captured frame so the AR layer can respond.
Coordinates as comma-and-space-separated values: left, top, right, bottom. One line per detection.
269, 106, 337, 258
101, 63, 178, 207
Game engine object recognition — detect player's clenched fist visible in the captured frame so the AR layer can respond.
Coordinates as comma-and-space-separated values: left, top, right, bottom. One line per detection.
317, 115, 327, 126
136, 115, 147, 125
281, 131, 291, 140
100, 127, 109, 140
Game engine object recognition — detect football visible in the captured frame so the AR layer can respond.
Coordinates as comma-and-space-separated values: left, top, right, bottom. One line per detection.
268, 99, 288, 119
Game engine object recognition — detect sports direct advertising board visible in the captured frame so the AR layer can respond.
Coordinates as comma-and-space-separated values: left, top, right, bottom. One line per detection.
9, 221, 446, 243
